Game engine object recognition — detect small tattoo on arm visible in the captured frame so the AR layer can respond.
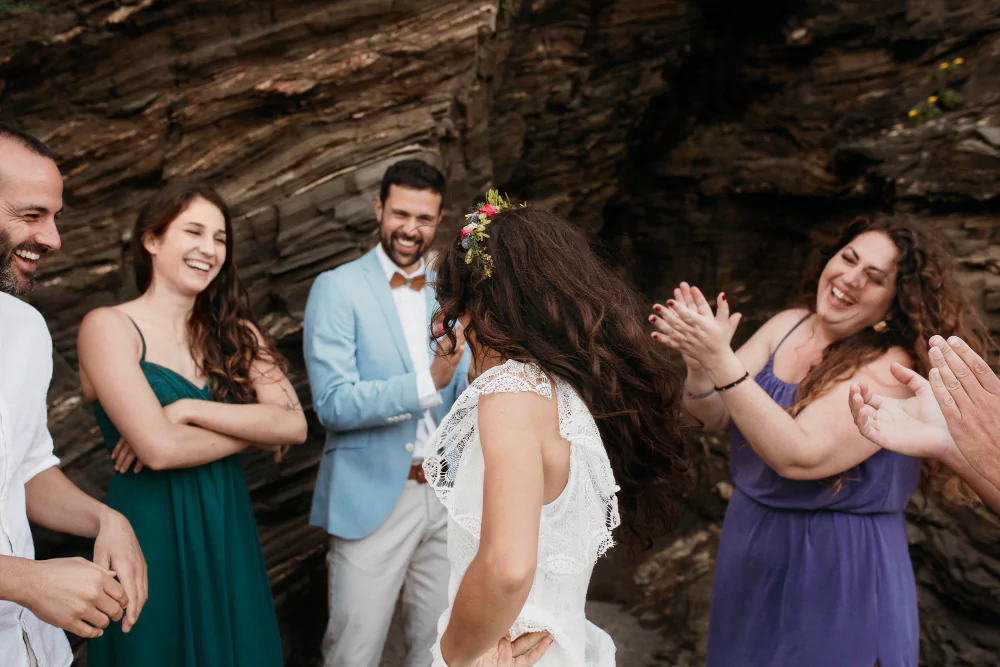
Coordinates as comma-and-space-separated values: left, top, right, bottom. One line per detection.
280, 385, 303, 413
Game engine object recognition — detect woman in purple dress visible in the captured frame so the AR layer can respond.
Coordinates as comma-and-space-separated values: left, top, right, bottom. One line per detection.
649, 214, 996, 667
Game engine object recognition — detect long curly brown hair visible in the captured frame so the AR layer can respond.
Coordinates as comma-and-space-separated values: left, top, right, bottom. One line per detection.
434, 205, 690, 551
132, 181, 284, 404
793, 213, 996, 501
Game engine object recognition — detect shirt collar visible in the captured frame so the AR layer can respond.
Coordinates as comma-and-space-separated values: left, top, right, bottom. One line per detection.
375, 243, 425, 282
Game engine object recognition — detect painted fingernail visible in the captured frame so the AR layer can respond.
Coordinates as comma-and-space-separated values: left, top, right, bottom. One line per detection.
649, 315, 656, 322
654, 305, 662, 312
721, 293, 727, 301
948, 336, 962, 348
930, 346, 943, 359
667, 300, 675, 306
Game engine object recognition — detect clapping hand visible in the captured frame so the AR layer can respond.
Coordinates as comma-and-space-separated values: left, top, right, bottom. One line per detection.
849, 364, 954, 460
850, 335, 1000, 480
650, 282, 742, 370
920, 336, 1000, 479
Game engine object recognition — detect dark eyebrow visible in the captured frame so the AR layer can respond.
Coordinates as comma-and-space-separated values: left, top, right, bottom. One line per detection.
16, 204, 61, 216
846, 245, 888, 275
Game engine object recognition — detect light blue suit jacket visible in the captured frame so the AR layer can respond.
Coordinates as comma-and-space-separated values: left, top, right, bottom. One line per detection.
304, 248, 470, 539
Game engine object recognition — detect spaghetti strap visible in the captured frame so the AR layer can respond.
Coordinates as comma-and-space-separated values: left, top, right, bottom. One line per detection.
123, 314, 147, 361
774, 314, 811, 354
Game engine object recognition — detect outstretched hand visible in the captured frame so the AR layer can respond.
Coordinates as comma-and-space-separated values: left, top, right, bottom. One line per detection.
468, 632, 552, 667
849, 363, 953, 460
922, 336, 1000, 482
649, 282, 742, 370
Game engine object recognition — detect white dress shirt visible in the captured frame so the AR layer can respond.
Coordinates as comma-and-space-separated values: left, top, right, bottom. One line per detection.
375, 245, 443, 462
0, 292, 72, 667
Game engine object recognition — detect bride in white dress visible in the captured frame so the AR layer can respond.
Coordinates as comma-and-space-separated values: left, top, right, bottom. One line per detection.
422, 199, 688, 667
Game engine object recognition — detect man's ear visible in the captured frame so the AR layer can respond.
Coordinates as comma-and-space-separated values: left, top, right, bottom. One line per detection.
374, 197, 384, 221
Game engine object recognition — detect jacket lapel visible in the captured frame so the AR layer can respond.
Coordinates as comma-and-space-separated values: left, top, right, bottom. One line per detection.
361, 249, 413, 372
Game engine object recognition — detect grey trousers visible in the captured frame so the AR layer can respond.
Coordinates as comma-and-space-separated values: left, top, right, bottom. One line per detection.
323, 480, 450, 667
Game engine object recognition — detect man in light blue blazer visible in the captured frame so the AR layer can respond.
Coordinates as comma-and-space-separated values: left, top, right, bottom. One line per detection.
304, 159, 470, 667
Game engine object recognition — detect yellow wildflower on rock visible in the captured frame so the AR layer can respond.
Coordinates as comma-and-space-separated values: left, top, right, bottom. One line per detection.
928, 96, 939, 103
954, 57, 964, 65
940, 62, 950, 69
908, 109, 918, 117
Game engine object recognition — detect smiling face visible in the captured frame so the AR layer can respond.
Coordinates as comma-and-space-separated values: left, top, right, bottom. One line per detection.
143, 196, 227, 296
0, 139, 63, 296
815, 230, 899, 334
375, 184, 442, 270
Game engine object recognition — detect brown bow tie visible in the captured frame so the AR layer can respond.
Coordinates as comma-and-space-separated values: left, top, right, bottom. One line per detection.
390, 272, 426, 291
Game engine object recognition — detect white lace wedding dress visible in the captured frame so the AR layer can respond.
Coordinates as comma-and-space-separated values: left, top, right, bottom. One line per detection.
422, 360, 620, 667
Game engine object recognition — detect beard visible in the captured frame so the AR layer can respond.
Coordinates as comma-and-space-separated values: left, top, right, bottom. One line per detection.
0, 228, 41, 296
379, 218, 428, 269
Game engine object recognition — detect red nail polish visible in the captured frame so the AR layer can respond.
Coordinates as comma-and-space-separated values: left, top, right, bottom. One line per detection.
654, 305, 662, 312
667, 300, 675, 306
649, 315, 656, 322
721, 293, 727, 302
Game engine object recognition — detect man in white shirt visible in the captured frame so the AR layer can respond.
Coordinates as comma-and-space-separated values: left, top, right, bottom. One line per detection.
0, 124, 147, 667
304, 159, 470, 667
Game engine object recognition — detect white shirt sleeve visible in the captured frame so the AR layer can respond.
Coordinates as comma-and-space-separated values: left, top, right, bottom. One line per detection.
417, 368, 443, 410
19, 322, 60, 484
19, 408, 60, 485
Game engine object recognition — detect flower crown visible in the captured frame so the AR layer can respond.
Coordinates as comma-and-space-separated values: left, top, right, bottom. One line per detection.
459, 189, 523, 278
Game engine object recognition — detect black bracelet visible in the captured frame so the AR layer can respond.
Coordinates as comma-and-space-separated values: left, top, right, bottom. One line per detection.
714, 370, 750, 392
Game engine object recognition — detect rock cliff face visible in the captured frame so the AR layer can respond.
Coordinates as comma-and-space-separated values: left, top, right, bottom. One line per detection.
2, 0, 999, 665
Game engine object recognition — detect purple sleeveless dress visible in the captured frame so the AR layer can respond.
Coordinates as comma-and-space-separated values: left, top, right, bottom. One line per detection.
706, 319, 922, 667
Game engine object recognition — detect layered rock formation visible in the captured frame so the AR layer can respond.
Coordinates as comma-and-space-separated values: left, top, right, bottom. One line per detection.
2, 0, 1000, 665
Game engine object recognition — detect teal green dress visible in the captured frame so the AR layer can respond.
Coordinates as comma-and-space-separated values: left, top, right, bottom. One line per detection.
88, 319, 283, 667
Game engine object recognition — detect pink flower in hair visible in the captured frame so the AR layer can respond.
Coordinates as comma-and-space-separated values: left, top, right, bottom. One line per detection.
477, 203, 498, 216
460, 224, 475, 239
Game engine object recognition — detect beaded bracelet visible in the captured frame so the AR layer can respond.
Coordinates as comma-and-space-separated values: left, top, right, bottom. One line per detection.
684, 384, 716, 400
714, 370, 750, 393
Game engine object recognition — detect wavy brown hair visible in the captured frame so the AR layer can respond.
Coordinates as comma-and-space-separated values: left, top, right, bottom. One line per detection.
132, 181, 285, 404
793, 213, 996, 501
434, 205, 690, 551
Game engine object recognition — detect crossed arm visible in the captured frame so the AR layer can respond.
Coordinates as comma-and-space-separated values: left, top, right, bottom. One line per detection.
78, 308, 307, 472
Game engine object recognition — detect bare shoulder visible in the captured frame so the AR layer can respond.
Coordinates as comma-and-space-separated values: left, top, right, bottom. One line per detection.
479, 388, 554, 419
768, 308, 811, 328
859, 345, 915, 397
78, 306, 143, 359
478, 389, 557, 443
79, 305, 131, 336
755, 308, 811, 346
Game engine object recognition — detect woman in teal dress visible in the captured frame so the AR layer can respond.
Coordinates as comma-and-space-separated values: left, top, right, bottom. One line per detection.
77, 182, 308, 666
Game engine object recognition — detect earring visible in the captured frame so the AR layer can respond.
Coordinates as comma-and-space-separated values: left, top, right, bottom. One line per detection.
873, 320, 889, 333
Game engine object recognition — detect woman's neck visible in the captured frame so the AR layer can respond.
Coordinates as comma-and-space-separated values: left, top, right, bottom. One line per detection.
810, 313, 866, 350
472, 345, 506, 377
135, 279, 197, 337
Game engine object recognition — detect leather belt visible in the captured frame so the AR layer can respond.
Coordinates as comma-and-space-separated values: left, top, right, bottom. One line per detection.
408, 463, 428, 484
